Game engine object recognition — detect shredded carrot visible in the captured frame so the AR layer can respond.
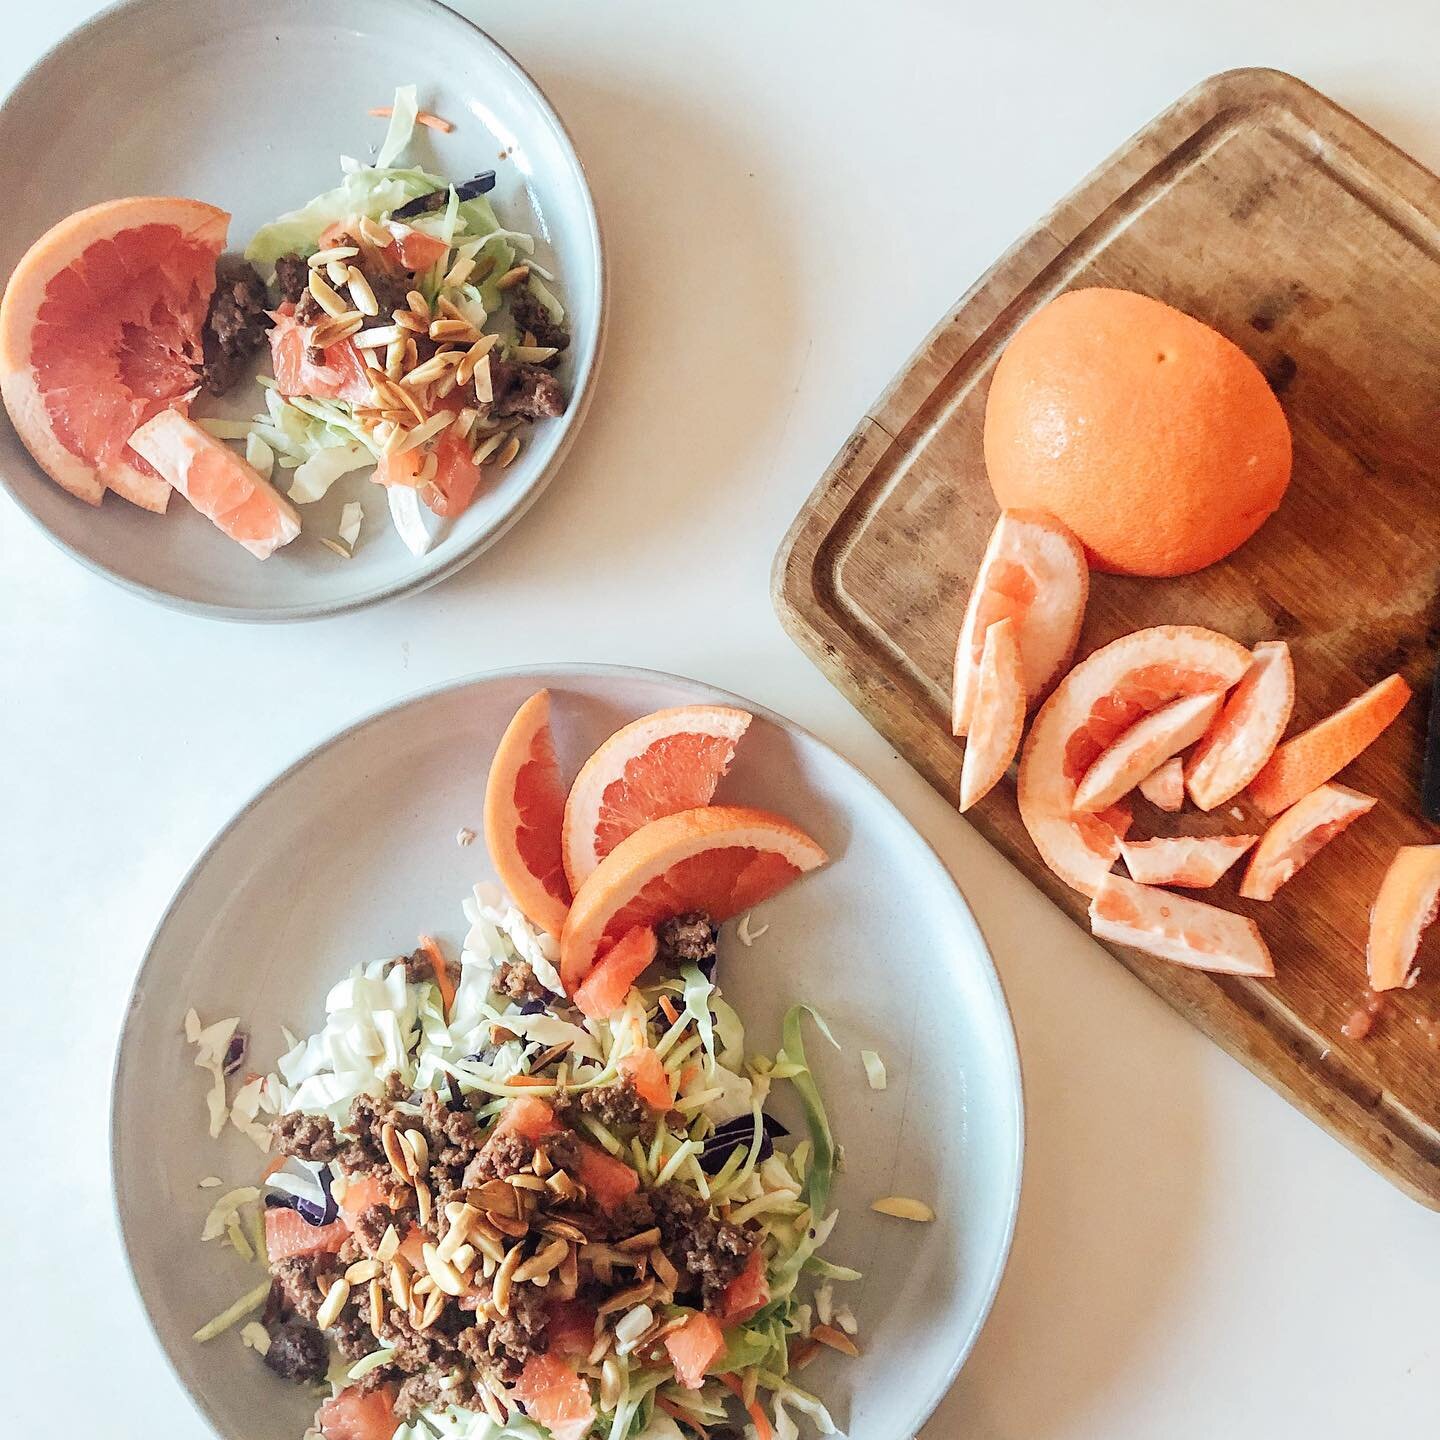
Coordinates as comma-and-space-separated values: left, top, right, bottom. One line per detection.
656, 1396, 708, 1435
810, 1322, 861, 1357
368, 105, 455, 133
678, 1062, 701, 1095
788, 1337, 822, 1370
260, 1153, 287, 1181
418, 934, 455, 1017
504, 1074, 551, 1088
658, 994, 680, 1026
720, 1375, 771, 1440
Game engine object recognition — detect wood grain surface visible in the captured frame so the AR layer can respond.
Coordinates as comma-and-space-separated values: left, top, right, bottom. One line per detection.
774, 67, 1440, 1206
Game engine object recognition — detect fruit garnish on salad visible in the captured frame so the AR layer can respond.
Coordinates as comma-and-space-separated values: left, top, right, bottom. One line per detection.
0, 86, 571, 561
186, 699, 928, 1440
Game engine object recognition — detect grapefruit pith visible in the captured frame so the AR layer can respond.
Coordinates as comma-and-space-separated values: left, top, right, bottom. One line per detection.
1239, 782, 1376, 902
1119, 835, 1256, 889
1017, 626, 1251, 895
951, 509, 1088, 734
561, 704, 752, 892
1137, 758, 1184, 812
0, 196, 229, 510
1367, 846, 1440, 992
959, 616, 1025, 812
1185, 640, 1294, 811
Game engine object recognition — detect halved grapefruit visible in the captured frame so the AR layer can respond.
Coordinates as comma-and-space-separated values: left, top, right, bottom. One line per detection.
128, 410, 300, 558
1239, 782, 1376, 901
1017, 626, 1251, 895
952, 509, 1088, 734
1247, 673, 1411, 818
561, 705, 752, 892
1184, 640, 1294, 811
1072, 691, 1223, 814
0, 196, 229, 510
559, 805, 826, 991
959, 616, 1025, 811
484, 691, 572, 937
1138, 758, 1184, 812
1089, 872, 1274, 976
1119, 835, 1256, 889
1367, 846, 1440, 992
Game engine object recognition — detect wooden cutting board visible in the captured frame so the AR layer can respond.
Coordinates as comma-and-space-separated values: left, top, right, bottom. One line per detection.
774, 67, 1440, 1207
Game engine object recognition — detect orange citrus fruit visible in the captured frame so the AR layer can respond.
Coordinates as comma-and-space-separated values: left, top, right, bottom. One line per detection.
959, 615, 1025, 812
1239, 782, 1376, 901
0, 196, 229, 512
1185, 640, 1294, 811
1072, 690, 1222, 814
484, 690, 573, 937
1367, 845, 1440, 992
1119, 834, 1256, 890
984, 288, 1292, 576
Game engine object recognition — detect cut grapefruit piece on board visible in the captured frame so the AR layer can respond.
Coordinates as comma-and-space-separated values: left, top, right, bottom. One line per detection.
0, 196, 228, 509
127, 410, 300, 558
951, 509, 1088, 734
1120, 834, 1256, 889
1089, 872, 1274, 977
484, 691, 573, 938
959, 616, 1025, 811
1072, 691, 1223, 814
1367, 846, 1440, 992
1017, 626, 1251, 895
1247, 673, 1411, 818
268, 305, 373, 406
512, 1353, 595, 1440
1185, 641, 1295, 811
1239, 782, 1376, 901
1138, 757, 1184, 812
560, 805, 826, 991
561, 704, 752, 892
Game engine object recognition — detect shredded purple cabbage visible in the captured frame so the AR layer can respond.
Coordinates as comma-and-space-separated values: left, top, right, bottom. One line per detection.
223, 1029, 248, 1077
698, 954, 718, 983
519, 997, 549, 1015
264, 1164, 338, 1227
699, 1112, 788, 1173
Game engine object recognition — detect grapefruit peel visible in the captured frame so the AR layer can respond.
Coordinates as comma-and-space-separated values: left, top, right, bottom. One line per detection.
1367, 846, 1440, 992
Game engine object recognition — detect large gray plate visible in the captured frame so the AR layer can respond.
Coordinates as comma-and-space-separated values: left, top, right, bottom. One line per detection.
112, 667, 1023, 1439
0, 0, 604, 620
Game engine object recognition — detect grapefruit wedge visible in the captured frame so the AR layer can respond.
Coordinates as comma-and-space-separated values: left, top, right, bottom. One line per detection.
1239, 782, 1376, 901
128, 410, 300, 558
1089, 872, 1274, 977
1247, 673, 1411, 818
559, 805, 827, 991
561, 704, 752, 892
1185, 640, 1294, 811
1138, 758, 1184, 812
1367, 846, 1440, 992
959, 616, 1025, 811
269, 305, 373, 406
952, 509, 1088, 734
512, 1353, 595, 1440
1120, 835, 1256, 889
0, 196, 229, 510
1072, 691, 1223, 814
1017, 626, 1251, 895
484, 691, 572, 938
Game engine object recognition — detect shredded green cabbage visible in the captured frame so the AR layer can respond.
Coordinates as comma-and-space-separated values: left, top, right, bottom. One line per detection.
777, 1005, 839, 1214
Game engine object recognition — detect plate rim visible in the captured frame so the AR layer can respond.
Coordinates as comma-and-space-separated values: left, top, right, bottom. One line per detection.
0, 0, 607, 624
110, 662, 1026, 1437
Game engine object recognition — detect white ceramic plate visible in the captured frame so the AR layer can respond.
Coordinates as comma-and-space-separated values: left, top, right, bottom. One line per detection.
0, 0, 603, 621
112, 667, 1023, 1439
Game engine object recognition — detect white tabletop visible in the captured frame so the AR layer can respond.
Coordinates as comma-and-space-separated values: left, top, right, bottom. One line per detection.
5, 1, 1439, 1435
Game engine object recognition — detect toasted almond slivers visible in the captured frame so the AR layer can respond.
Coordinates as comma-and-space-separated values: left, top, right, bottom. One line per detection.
469, 1180, 521, 1218
395, 1127, 419, 1174
314, 1277, 351, 1330
600, 1356, 624, 1412
811, 1322, 862, 1358
509, 1173, 547, 1193
419, 1288, 445, 1330
488, 1211, 530, 1239
345, 1258, 381, 1285
404, 1128, 430, 1176
649, 1247, 679, 1292
310, 313, 364, 349
358, 216, 392, 248
455, 334, 500, 387
416, 1179, 433, 1229
497, 435, 521, 468
411, 1274, 436, 1297
512, 1238, 569, 1284
308, 269, 349, 319
423, 1242, 466, 1298
429, 317, 480, 344
381, 1123, 413, 1184
493, 1244, 524, 1315
496, 265, 530, 291
616, 1227, 662, 1253
406, 289, 431, 317
369, 1277, 386, 1337
389, 1260, 412, 1312
597, 1281, 655, 1317
326, 258, 352, 288
512, 344, 559, 365
870, 1195, 935, 1222
347, 266, 380, 317
472, 430, 505, 466
375, 1225, 401, 1264
443, 255, 477, 289
392, 309, 427, 334
451, 1242, 477, 1273
354, 324, 404, 350
478, 1384, 506, 1425
309, 245, 359, 268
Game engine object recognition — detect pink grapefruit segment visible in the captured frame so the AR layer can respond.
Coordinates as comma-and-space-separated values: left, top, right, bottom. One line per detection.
127, 409, 300, 558
484, 691, 573, 938
1072, 691, 1223, 814
559, 805, 826, 991
959, 616, 1025, 811
1239, 782, 1376, 902
952, 509, 1089, 734
1017, 626, 1251, 895
1138, 757, 1184, 812
317, 1385, 398, 1440
1185, 641, 1294, 811
1247, 673, 1411, 818
561, 704, 752, 892
572, 926, 658, 1019
511, 1353, 595, 1440
0, 196, 229, 509
1120, 834, 1256, 889
1089, 872, 1274, 977
1367, 846, 1440, 992
268, 305, 373, 406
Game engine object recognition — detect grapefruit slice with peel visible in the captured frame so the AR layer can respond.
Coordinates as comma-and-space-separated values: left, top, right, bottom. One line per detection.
560, 805, 826, 992
1072, 691, 1223, 814
1120, 835, 1256, 889
1367, 846, 1440, 992
561, 704, 752, 892
484, 691, 573, 937
952, 509, 1088, 734
1239, 782, 1376, 902
959, 616, 1025, 811
127, 410, 300, 558
1089, 872, 1274, 977
1138, 758, 1184, 812
0, 196, 229, 510
1247, 673, 1411, 818
1018, 626, 1251, 895
1185, 641, 1294, 811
